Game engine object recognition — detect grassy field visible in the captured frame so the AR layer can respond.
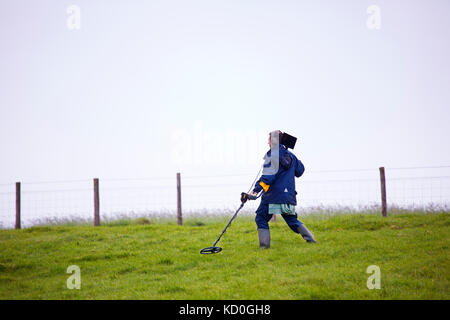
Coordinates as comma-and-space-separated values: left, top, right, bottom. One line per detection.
0, 212, 449, 299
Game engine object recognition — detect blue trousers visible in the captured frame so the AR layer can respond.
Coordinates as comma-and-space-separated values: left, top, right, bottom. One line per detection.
255, 203, 303, 232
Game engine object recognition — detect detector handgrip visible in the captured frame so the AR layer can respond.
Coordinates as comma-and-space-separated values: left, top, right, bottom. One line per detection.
241, 192, 257, 203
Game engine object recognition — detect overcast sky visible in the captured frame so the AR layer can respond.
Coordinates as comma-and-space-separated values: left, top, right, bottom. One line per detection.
1, 0, 449, 184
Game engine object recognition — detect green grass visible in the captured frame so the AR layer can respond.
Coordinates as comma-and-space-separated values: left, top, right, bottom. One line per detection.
0, 212, 449, 299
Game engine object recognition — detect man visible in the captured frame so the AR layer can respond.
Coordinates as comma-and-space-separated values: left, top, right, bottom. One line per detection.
248, 130, 316, 248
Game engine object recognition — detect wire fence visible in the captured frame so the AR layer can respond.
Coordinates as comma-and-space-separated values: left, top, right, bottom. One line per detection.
0, 166, 449, 228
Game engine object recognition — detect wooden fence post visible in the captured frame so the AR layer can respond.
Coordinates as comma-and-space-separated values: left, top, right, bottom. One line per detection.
379, 167, 387, 217
15, 182, 21, 229
176, 172, 182, 225
93, 178, 100, 226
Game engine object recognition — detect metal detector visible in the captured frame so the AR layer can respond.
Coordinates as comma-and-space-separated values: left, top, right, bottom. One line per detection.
200, 193, 257, 254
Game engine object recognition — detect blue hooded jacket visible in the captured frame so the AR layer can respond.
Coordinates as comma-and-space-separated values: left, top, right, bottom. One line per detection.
253, 145, 305, 206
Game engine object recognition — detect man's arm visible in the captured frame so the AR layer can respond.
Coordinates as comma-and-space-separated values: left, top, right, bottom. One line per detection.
253, 174, 276, 193
295, 158, 305, 177
252, 149, 294, 194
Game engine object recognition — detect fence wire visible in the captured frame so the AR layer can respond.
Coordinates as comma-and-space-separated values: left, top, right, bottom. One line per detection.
0, 166, 449, 228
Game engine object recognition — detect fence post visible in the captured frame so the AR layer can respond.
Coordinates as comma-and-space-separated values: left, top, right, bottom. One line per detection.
176, 172, 182, 225
15, 182, 21, 229
93, 178, 100, 226
379, 167, 387, 217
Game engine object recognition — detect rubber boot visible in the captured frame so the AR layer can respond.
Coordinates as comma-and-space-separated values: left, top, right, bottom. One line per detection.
296, 224, 316, 243
257, 228, 270, 248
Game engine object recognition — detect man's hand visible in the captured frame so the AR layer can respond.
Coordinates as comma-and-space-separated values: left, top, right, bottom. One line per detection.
248, 191, 258, 198
241, 191, 258, 203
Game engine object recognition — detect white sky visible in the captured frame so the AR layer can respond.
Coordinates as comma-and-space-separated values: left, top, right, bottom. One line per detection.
1, 0, 449, 184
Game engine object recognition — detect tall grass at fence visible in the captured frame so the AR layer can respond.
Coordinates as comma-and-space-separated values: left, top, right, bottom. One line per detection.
14, 203, 449, 229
